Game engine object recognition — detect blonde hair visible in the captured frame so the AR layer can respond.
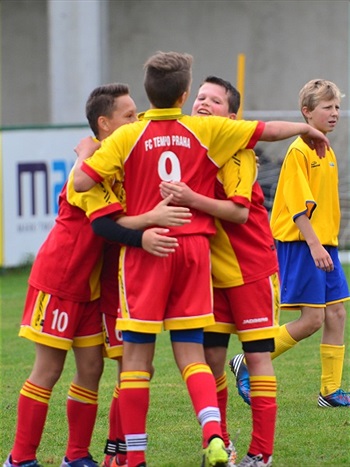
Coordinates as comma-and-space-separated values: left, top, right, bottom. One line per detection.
299, 79, 343, 122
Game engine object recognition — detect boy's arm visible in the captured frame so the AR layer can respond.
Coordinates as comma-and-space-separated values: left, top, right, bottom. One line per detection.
261, 122, 329, 158
73, 136, 102, 191
294, 214, 334, 271
117, 195, 192, 229
159, 181, 248, 223
91, 216, 179, 258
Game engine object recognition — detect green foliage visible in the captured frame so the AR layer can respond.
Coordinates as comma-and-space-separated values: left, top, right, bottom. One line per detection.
1, 267, 349, 466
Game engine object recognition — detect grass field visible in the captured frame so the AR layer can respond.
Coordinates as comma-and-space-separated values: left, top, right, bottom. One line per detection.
1, 265, 349, 466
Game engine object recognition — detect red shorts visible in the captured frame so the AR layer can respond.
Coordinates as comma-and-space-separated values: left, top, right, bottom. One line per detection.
19, 286, 104, 350
102, 312, 123, 359
206, 272, 280, 342
118, 235, 215, 333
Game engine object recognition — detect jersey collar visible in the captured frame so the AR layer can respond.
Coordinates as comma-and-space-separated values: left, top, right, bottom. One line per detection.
140, 108, 184, 121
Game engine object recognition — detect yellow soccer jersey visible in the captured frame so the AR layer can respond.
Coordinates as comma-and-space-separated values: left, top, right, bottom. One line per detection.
210, 150, 278, 288
81, 108, 264, 236
67, 170, 123, 221
270, 137, 340, 245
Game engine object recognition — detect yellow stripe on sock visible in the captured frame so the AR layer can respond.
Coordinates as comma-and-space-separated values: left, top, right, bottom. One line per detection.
216, 373, 227, 392
182, 362, 212, 382
68, 383, 98, 404
120, 371, 151, 390
20, 380, 52, 404
250, 376, 277, 398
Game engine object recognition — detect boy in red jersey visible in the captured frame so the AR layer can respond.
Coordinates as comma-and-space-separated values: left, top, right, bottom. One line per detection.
160, 76, 279, 467
3, 83, 190, 467
73, 51, 329, 467
231, 79, 350, 410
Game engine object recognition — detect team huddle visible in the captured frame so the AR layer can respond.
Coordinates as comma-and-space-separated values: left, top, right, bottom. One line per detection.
4, 51, 349, 467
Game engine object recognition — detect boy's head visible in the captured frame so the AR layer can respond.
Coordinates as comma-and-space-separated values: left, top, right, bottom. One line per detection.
192, 76, 240, 118
86, 83, 137, 139
299, 79, 342, 123
143, 51, 193, 109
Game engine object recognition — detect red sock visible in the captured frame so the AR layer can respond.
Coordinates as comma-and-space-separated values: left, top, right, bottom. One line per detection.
108, 385, 120, 442
65, 383, 98, 461
119, 371, 151, 467
249, 376, 277, 461
216, 373, 230, 447
182, 363, 222, 447
107, 385, 127, 464
11, 380, 51, 464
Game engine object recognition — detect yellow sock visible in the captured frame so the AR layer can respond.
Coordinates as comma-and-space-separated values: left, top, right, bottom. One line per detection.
320, 344, 345, 396
270, 324, 298, 359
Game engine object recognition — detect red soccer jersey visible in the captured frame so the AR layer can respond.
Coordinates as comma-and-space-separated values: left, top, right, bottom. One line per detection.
29, 180, 123, 302
122, 119, 220, 236
99, 242, 121, 316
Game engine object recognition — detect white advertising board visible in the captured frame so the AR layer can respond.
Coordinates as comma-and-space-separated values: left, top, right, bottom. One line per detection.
1, 126, 90, 267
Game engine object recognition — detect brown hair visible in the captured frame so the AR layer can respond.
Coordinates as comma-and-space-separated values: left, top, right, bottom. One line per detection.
201, 76, 241, 114
143, 51, 193, 108
86, 83, 130, 137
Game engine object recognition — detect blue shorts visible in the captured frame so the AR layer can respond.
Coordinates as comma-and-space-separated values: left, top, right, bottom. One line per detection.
277, 242, 349, 308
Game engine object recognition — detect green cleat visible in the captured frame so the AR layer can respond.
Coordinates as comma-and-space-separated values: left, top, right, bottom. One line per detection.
202, 437, 228, 467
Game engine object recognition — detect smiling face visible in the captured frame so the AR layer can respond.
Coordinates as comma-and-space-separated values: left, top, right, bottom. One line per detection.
303, 98, 340, 134
191, 82, 235, 119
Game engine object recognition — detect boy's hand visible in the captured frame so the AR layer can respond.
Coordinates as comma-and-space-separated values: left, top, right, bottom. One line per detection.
301, 127, 330, 159
74, 136, 101, 160
142, 228, 179, 257
159, 182, 196, 207
149, 195, 192, 226
309, 244, 334, 272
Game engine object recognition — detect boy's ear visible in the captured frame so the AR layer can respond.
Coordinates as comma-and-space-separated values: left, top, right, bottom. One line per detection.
177, 90, 190, 107
301, 106, 311, 121
98, 115, 109, 131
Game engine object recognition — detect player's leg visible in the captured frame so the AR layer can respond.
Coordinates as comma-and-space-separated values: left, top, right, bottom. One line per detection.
204, 332, 236, 465
239, 343, 275, 467
6, 287, 71, 467
172, 331, 228, 467
118, 335, 155, 467
61, 299, 104, 467
7, 343, 67, 467
227, 275, 278, 466
318, 250, 350, 407
204, 286, 238, 461
101, 313, 125, 467
318, 301, 350, 406
61, 345, 104, 465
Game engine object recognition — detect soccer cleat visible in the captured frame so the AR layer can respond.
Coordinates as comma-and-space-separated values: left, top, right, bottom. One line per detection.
318, 389, 350, 407
102, 439, 117, 467
226, 440, 238, 467
237, 454, 272, 467
229, 354, 251, 406
109, 456, 128, 467
101, 457, 112, 467
61, 454, 99, 467
3, 456, 43, 467
202, 437, 229, 467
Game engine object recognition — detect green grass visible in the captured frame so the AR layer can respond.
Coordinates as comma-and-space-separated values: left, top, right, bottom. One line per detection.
1, 265, 350, 466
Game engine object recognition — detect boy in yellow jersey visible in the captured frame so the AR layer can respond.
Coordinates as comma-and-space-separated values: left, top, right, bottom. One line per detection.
160, 76, 279, 467
231, 79, 350, 409
73, 51, 328, 467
